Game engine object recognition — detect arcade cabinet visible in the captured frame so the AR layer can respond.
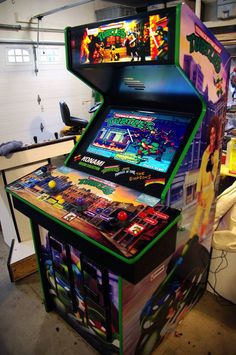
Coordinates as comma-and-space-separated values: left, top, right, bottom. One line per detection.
7, 4, 230, 355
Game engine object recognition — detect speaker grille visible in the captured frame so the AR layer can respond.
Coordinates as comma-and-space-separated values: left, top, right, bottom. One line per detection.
123, 77, 145, 91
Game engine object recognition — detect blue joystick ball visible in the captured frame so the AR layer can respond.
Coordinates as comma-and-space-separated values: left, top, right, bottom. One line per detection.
76, 197, 85, 206
41, 166, 47, 173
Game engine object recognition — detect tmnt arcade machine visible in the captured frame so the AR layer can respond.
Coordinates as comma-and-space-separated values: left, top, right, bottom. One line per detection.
7, 4, 230, 355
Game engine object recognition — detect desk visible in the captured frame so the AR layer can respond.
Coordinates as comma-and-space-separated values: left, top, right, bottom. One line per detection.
0, 137, 75, 281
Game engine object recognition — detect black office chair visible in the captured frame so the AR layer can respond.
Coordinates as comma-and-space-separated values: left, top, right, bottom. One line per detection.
59, 101, 88, 135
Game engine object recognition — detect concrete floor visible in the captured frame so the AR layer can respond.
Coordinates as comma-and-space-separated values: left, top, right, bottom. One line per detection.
1, 235, 236, 355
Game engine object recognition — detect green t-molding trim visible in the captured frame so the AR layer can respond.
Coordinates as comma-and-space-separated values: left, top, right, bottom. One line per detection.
63, 27, 104, 167
175, 3, 182, 66
64, 103, 103, 166
159, 2, 207, 203
64, 27, 69, 70
161, 77, 207, 202
118, 277, 123, 355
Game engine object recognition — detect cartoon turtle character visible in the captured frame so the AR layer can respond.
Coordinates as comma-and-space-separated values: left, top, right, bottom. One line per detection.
93, 42, 105, 63
213, 76, 224, 98
110, 45, 120, 61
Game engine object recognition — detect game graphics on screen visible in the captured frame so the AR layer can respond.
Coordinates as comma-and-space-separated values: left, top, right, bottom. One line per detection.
87, 109, 190, 173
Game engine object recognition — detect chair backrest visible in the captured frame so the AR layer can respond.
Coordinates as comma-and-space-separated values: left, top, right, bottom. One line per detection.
59, 101, 71, 126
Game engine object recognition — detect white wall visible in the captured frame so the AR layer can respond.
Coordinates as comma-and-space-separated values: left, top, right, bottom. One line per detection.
0, 0, 114, 145
0, 43, 94, 144
0, 0, 100, 41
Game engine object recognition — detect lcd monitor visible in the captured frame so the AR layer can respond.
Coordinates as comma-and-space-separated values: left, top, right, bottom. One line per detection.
86, 108, 191, 173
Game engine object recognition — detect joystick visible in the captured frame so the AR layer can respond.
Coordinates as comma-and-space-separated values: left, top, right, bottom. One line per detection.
107, 211, 128, 231
76, 197, 85, 206
75, 197, 87, 211
117, 211, 128, 222
40, 166, 47, 175
48, 180, 56, 189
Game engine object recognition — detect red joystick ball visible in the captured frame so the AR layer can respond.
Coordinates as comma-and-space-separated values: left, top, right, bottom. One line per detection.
117, 211, 128, 222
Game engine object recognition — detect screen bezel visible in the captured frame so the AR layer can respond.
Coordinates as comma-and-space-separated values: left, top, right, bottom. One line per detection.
67, 105, 195, 197
87, 108, 191, 173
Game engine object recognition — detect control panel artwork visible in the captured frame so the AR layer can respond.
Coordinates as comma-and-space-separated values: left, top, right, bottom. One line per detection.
9, 164, 179, 258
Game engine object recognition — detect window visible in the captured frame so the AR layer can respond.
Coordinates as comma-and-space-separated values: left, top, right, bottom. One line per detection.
7, 48, 30, 63
39, 48, 60, 63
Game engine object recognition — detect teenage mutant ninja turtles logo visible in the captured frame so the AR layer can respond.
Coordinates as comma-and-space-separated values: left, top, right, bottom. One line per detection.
186, 25, 222, 73
97, 27, 126, 42
78, 177, 115, 195
108, 117, 154, 131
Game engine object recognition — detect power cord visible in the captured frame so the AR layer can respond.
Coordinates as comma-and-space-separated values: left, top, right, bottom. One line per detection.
208, 250, 235, 306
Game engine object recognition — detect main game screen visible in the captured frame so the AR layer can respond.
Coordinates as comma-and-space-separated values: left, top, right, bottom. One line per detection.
70, 13, 169, 65
87, 109, 191, 173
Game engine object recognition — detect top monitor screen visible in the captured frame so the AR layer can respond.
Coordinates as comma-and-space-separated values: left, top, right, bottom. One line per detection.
69, 13, 170, 65
86, 108, 191, 173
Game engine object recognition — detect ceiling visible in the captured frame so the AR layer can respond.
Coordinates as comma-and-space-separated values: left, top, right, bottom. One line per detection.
102, 0, 168, 9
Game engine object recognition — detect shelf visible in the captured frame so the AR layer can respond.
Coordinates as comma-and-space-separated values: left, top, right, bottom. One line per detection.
204, 18, 236, 28
215, 31, 236, 46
